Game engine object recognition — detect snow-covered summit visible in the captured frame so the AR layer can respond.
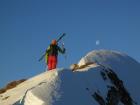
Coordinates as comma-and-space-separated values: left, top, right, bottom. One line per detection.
79, 50, 139, 67
79, 50, 140, 76
0, 50, 140, 105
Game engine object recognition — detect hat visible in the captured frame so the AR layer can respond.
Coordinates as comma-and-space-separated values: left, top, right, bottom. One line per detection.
51, 39, 57, 45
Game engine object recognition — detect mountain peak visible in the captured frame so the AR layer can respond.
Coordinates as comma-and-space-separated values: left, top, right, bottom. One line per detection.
0, 50, 139, 105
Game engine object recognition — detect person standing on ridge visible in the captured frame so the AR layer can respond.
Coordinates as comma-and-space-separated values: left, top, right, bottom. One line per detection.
45, 39, 65, 70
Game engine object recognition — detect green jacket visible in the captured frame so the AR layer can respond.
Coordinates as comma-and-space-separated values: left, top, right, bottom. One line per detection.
45, 44, 65, 63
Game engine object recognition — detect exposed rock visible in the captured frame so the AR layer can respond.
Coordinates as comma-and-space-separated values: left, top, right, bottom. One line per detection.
92, 92, 106, 105
106, 86, 120, 105
86, 65, 137, 105
2, 96, 10, 100
70, 62, 96, 71
0, 79, 27, 94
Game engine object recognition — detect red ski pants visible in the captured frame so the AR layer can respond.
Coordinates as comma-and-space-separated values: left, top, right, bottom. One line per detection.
47, 55, 57, 70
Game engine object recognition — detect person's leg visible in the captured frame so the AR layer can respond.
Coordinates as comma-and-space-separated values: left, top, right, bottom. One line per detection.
47, 56, 53, 70
52, 56, 57, 69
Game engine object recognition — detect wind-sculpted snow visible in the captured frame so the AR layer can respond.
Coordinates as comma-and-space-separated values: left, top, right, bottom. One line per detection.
0, 70, 59, 105
18, 70, 97, 105
24, 71, 61, 105
0, 50, 139, 105
78, 50, 139, 70
90, 65, 138, 105
78, 50, 140, 102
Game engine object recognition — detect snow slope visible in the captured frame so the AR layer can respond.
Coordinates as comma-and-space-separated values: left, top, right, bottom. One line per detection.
78, 50, 140, 96
0, 50, 139, 105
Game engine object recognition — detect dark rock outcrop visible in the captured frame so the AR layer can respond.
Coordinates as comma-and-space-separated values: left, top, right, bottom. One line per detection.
87, 64, 137, 105
0, 79, 26, 94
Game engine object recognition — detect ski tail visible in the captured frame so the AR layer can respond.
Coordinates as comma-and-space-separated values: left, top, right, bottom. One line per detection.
38, 53, 46, 62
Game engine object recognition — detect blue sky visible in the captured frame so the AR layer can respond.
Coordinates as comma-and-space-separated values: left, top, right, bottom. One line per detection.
0, 0, 140, 88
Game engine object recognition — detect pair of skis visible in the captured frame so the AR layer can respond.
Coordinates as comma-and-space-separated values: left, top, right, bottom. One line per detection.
38, 33, 66, 62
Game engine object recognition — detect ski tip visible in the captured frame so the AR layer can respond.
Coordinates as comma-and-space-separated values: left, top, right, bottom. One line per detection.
62, 33, 66, 36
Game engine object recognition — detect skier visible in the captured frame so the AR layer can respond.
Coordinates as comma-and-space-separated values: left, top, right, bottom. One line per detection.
45, 39, 65, 70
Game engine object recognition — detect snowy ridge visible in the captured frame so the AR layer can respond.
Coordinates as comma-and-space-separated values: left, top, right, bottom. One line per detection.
78, 50, 139, 67
23, 71, 60, 105
0, 50, 140, 105
0, 70, 59, 105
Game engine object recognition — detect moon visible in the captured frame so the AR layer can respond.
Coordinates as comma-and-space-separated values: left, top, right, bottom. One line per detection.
96, 40, 100, 45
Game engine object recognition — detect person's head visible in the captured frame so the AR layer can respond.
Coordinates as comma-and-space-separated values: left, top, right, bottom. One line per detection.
51, 39, 57, 45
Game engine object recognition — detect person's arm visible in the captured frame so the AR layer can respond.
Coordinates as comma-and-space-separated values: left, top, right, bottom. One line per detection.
57, 46, 65, 54
45, 46, 51, 55
44, 46, 51, 64
38, 45, 51, 62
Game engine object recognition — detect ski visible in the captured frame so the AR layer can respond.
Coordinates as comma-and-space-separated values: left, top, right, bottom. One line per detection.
57, 33, 66, 42
38, 53, 46, 62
